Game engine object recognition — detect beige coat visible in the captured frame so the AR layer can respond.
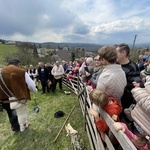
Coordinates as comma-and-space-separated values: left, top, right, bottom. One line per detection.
131, 86, 150, 135
97, 64, 127, 102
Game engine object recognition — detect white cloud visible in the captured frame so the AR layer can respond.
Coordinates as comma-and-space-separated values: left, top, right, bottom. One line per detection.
0, 0, 150, 44
91, 17, 147, 34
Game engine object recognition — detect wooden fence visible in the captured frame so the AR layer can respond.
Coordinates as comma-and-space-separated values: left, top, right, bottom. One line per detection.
63, 74, 137, 150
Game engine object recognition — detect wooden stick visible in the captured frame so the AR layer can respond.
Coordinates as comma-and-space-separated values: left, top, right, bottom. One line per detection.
53, 105, 77, 143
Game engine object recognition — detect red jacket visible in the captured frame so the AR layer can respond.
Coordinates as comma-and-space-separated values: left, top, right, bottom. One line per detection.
94, 97, 122, 142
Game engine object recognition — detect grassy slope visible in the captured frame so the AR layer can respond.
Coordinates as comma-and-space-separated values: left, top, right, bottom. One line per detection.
0, 44, 91, 150
0, 86, 90, 150
0, 44, 18, 65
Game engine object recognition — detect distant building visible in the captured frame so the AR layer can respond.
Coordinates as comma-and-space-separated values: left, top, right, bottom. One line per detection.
63, 46, 69, 51
85, 51, 95, 57
51, 49, 70, 63
37, 48, 46, 57
5, 41, 16, 45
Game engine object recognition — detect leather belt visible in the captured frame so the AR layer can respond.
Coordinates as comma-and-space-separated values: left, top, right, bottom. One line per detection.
2, 100, 18, 103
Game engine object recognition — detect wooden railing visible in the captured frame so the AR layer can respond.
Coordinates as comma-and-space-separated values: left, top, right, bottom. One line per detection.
63, 74, 137, 150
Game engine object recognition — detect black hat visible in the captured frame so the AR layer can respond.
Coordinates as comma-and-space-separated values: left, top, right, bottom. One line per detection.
33, 107, 39, 113
54, 111, 65, 118
8, 58, 20, 66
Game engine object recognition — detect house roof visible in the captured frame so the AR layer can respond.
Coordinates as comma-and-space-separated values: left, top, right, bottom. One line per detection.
55, 49, 70, 62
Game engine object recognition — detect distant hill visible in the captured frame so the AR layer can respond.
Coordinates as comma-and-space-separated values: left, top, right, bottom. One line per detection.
33, 42, 150, 51
35, 42, 104, 52
5, 40, 150, 52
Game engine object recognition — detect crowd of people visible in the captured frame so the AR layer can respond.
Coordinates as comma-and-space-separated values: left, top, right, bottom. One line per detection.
86, 44, 149, 150
0, 43, 150, 149
27, 61, 65, 94
64, 44, 150, 149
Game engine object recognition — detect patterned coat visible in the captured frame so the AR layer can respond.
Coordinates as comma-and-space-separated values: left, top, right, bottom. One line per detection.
131, 84, 150, 135
97, 64, 127, 102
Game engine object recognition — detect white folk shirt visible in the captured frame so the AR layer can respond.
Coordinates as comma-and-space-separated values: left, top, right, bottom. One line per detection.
51, 65, 64, 79
25, 72, 37, 93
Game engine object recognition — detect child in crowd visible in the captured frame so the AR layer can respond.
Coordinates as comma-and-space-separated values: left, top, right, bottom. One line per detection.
113, 122, 150, 150
88, 88, 122, 144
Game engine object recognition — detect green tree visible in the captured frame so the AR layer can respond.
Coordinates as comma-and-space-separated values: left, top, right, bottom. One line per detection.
33, 44, 39, 58
71, 51, 75, 62
0, 39, 5, 44
46, 43, 51, 49
12, 42, 39, 66
82, 48, 85, 57
39, 44, 42, 48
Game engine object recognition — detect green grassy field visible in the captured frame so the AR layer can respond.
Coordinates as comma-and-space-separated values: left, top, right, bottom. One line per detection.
0, 44, 19, 65
0, 44, 91, 150
0, 86, 91, 150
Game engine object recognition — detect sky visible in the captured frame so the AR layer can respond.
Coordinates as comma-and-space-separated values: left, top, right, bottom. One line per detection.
0, 0, 150, 45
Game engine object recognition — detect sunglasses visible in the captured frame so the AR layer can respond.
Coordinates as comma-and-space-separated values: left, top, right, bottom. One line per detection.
94, 59, 100, 61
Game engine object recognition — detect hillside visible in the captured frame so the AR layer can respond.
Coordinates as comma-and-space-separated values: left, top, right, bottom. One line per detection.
0, 44, 19, 65
14, 40, 103, 51
39, 42, 103, 51
0, 43, 91, 150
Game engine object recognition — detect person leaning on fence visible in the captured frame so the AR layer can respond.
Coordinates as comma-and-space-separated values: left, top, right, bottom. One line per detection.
119, 78, 150, 149
96, 45, 127, 102
72, 59, 80, 76
131, 78, 150, 133
66, 61, 74, 81
85, 57, 94, 84
0, 58, 37, 132
86, 55, 103, 91
88, 88, 122, 146
79, 57, 94, 84
113, 122, 150, 150
79, 57, 87, 76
